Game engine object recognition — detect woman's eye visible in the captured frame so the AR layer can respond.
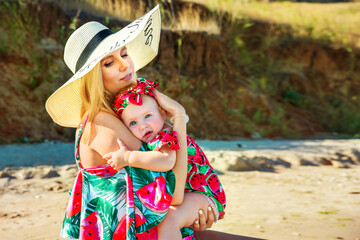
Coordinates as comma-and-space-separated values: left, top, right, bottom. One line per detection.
104, 61, 113, 67
121, 49, 128, 57
129, 121, 136, 126
145, 114, 151, 119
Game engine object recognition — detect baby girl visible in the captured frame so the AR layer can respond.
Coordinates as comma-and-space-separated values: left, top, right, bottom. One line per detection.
104, 78, 226, 240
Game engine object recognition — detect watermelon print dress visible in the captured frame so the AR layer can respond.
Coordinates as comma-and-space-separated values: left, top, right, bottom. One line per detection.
61, 117, 177, 240
148, 131, 226, 223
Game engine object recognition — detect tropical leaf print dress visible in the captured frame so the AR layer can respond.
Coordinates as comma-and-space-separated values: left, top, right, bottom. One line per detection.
61, 117, 175, 240
148, 130, 227, 238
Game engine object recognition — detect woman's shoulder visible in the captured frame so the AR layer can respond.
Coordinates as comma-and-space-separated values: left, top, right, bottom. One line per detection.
92, 111, 122, 127
91, 111, 129, 138
90, 111, 141, 151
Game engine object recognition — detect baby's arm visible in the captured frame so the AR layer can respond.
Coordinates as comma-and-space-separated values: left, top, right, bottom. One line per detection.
103, 139, 176, 172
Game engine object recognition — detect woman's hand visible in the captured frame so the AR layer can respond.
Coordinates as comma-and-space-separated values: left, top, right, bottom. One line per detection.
152, 89, 185, 118
191, 206, 221, 231
103, 138, 130, 171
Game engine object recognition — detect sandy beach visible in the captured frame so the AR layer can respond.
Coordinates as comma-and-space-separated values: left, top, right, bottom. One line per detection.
1, 139, 360, 240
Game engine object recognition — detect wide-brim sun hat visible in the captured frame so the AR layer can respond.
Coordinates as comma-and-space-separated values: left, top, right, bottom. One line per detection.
46, 5, 161, 127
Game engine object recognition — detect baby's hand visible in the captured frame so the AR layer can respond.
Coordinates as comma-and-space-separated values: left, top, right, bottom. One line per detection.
103, 139, 130, 171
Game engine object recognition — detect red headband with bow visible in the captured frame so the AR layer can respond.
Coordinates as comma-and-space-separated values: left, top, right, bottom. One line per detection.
113, 78, 159, 117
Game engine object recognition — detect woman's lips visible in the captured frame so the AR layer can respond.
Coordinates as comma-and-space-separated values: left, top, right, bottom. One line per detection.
121, 73, 133, 81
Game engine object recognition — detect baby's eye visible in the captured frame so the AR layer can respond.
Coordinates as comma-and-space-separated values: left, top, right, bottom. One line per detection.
129, 121, 136, 126
145, 114, 151, 119
121, 53, 128, 58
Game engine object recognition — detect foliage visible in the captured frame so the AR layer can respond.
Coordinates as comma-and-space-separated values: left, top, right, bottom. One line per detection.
223, 6, 360, 137
190, 0, 360, 48
0, 0, 64, 90
1, 0, 360, 141
321, 97, 360, 135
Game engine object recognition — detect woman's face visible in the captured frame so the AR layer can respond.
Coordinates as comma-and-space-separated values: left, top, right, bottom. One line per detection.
101, 47, 136, 95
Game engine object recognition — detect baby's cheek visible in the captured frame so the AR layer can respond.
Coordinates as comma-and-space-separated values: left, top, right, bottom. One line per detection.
132, 129, 141, 139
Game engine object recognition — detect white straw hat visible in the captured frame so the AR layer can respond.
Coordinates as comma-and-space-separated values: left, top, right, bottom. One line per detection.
46, 5, 161, 127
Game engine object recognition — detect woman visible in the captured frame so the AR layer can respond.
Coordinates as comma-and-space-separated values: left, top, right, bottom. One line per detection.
46, 6, 216, 239
46, 5, 262, 240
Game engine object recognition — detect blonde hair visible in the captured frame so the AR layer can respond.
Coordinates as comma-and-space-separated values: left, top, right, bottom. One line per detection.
78, 62, 138, 142
79, 63, 116, 122
79, 63, 116, 142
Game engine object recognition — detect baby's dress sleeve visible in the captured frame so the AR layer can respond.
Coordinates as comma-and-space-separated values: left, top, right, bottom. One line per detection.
147, 130, 180, 151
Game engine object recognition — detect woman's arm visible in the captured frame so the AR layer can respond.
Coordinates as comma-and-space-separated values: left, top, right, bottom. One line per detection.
83, 111, 142, 167
152, 89, 188, 205
153, 90, 220, 228
103, 139, 176, 172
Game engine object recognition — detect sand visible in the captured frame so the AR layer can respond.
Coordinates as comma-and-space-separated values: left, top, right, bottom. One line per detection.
0, 139, 360, 240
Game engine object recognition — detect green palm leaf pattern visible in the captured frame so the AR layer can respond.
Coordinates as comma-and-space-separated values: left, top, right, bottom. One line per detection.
135, 207, 164, 233
140, 142, 150, 151
146, 132, 226, 226
181, 227, 194, 238
126, 216, 136, 240
126, 167, 155, 187
62, 120, 180, 239
85, 170, 127, 206
62, 141, 177, 239
61, 212, 81, 238
128, 167, 175, 233
82, 198, 99, 222
97, 198, 130, 240
165, 170, 176, 193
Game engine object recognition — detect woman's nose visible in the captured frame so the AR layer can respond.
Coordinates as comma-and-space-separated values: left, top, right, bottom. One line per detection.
118, 60, 129, 71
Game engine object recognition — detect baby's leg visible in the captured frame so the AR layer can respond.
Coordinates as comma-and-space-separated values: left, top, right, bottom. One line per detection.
158, 192, 209, 240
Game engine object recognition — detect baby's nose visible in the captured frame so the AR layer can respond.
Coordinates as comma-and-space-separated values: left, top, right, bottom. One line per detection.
139, 122, 147, 130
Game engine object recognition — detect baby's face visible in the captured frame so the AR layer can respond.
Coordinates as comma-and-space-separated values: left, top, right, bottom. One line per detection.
121, 95, 166, 143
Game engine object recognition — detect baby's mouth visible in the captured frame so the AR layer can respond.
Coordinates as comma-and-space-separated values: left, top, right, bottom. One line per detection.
143, 131, 152, 139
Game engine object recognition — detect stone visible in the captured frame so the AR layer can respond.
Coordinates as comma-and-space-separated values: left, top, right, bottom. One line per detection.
0, 178, 10, 188
228, 156, 272, 171
41, 169, 60, 179
0, 171, 14, 179
330, 161, 348, 169
16, 170, 35, 180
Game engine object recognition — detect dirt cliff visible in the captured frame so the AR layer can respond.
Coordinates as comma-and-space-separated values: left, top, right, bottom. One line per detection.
0, 0, 359, 143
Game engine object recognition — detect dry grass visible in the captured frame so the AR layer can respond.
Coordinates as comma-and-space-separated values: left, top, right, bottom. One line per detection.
57, 0, 221, 33
49, 0, 360, 45
187, 0, 360, 48
56, 0, 149, 20
163, 9, 220, 34
184, 0, 244, 17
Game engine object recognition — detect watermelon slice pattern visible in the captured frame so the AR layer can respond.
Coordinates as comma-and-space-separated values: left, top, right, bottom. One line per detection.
61, 163, 178, 240
61, 95, 195, 240
135, 176, 172, 213
66, 171, 83, 217
148, 130, 226, 217
113, 215, 134, 240
79, 210, 103, 239
61, 131, 178, 239
147, 131, 180, 151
